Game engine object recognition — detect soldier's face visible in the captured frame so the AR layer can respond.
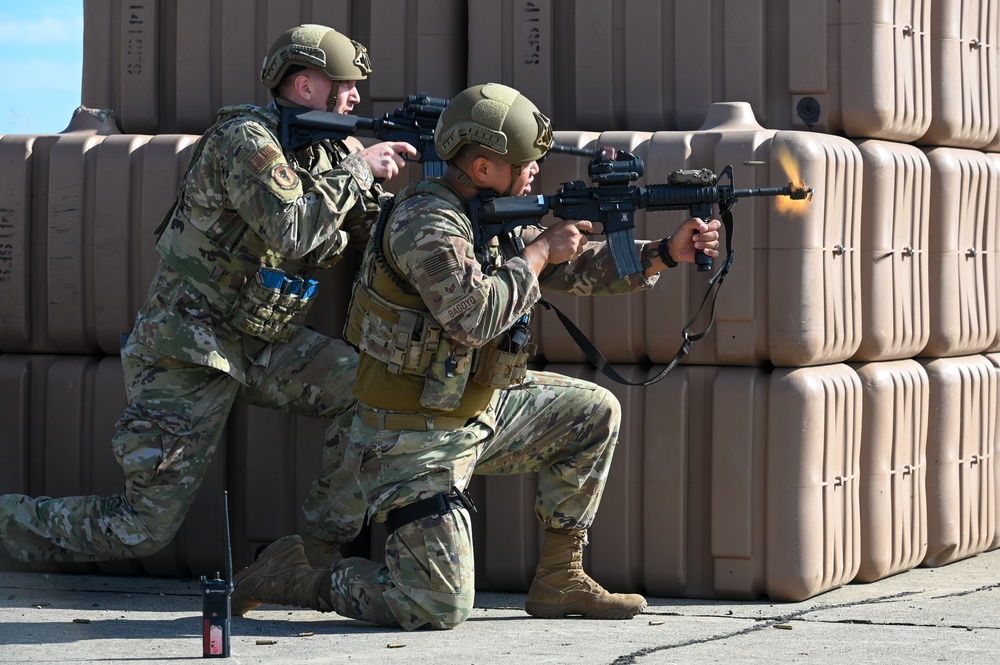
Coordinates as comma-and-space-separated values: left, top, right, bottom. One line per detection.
331, 81, 361, 114
509, 160, 539, 196
476, 156, 538, 197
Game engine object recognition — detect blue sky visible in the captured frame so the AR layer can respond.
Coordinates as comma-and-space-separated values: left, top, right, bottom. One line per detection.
0, 1, 84, 134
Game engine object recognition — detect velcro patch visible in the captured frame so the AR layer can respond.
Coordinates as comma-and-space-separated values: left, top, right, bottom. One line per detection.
248, 144, 282, 173
271, 164, 300, 190
441, 286, 483, 323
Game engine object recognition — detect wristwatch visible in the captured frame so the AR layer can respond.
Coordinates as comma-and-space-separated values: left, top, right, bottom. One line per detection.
657, 236, 678, 268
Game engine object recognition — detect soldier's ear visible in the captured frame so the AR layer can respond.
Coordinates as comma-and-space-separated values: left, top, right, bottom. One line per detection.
470, 155, 495, 187
291, 70, 319, 103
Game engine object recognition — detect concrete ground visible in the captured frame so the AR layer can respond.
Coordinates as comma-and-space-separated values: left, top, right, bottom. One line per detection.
1, 549, 998, 664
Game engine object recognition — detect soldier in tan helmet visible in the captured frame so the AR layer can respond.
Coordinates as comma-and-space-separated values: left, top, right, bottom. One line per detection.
0, 24, 411, 570
230, 83, 721, 629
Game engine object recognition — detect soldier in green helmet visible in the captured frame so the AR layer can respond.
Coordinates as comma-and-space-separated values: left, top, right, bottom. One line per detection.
0, 24, 413, 568
229, 83, 722, 629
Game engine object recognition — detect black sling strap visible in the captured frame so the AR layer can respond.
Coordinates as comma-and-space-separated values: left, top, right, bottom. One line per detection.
538, 204, 737, 387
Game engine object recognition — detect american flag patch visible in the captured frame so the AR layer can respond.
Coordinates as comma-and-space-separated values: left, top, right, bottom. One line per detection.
249, 144, 282, 173
423, 253, 460, 281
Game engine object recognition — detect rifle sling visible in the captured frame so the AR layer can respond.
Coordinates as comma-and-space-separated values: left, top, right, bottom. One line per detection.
536, 204, 736, 387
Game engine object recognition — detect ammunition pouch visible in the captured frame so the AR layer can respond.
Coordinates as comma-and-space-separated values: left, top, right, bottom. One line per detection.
345, 280, 442, 375
470, 313, 535, 389
230, 267, 318, 343
471, 339, 536, 389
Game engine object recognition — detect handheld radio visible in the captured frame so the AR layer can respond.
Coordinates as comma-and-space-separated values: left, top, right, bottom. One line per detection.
200, 490, 233, 658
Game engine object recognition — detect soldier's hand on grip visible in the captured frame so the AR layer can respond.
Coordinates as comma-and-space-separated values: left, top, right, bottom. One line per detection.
669, 216, 722, 264
359, 141, 419, 179
524, 219, 592, 270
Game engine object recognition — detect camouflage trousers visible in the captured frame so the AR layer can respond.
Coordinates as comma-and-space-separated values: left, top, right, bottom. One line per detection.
326, 370, 620, 630
0, 326, 366, 563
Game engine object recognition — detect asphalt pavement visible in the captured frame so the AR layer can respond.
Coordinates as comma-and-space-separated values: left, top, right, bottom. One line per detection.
1, 549, 998, 664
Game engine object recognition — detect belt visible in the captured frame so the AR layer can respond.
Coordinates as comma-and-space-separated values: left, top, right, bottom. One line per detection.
357, 404, 469, 431
385, 487, 477, 535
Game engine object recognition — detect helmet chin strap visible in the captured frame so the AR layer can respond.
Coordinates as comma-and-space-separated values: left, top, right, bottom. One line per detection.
453, 164, 515, 197
325, 87, 340, 113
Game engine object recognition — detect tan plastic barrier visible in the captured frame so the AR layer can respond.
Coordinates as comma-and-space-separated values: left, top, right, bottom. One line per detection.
226, 403, 329, 570
0, 355, 36, 499
921, 148, 999, 357
920, 355, 997, 567
648, 103, 862, 367
850, 360, 929, 583
765, 364, 862, 601
0, 355, 101, 574
0, 119, 199, 356
850, 140, 931, 362
767, 0, 933, 142
641, 365, 769, 600
0, 128, 109, 354
476, 473, 541, 591
93, 134, 200, 354
355, 0, 466, 107
0, 134, 49, 352
476, 363, 862, 601
987, 352, 1000, 551
989, 154, 1000, 353
470, 0, 768, 132
470, 1, 933, 142
918, 0, 1000, 149
82, 0, 465, 135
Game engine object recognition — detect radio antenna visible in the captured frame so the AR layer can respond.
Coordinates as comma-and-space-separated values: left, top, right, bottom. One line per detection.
224, 490, 233, 588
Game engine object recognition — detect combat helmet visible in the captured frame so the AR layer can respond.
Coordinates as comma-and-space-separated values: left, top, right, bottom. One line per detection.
261, 24, 372, 90
435, 83, 553, 165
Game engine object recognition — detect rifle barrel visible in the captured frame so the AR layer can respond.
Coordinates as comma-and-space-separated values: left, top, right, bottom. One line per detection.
734, 186, 793, 197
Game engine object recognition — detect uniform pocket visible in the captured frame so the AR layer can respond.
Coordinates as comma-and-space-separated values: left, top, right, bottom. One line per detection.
111, 397, 195, 478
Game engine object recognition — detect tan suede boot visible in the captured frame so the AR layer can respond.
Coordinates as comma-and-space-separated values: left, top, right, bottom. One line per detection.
230, 535, 332, 617
301, 532, 344, 570
524, 528, 647, 619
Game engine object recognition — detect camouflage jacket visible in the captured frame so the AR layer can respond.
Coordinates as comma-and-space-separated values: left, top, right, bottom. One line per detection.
134, 103, 383, 383
351, 178, 659, 420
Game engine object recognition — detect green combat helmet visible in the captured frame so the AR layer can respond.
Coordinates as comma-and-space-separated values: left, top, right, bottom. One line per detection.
435, 83, 554, 165
260, 24, 372, 90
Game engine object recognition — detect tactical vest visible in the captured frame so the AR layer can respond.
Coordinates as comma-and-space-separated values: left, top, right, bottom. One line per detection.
347, 180, 536, 417
154, 105, 343, 343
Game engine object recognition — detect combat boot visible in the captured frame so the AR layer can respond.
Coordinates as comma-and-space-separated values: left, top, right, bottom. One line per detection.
230, 535, 332, 617
524, 528, 647, 619
301, 532, 344, 570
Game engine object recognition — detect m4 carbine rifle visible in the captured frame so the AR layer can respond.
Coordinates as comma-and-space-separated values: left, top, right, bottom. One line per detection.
469, 149, 812, 388
280, 93, 450, 176
470, 149, 812, 278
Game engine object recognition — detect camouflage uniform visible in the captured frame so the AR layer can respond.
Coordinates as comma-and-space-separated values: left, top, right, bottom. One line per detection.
326, 179, 660, 629
0, 103, 373, 562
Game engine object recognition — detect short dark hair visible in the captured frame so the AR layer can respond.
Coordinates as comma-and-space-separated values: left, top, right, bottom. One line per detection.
451, 142, 504, 171
272, 65, 307, 96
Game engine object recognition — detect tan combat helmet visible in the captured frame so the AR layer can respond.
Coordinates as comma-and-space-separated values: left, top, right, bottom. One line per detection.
435, 83, 554, 165
260, 24, 372, 90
